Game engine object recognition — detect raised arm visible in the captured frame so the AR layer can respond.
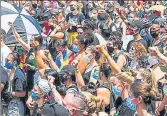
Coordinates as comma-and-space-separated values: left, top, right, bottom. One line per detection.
8, 21, 30, 51
149, 47, 167, 66
72, 60, 85, 89
96, 45, 121, 73
48, 76, 63, 105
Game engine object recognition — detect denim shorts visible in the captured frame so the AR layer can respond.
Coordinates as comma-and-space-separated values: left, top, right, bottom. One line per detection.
7, 99, 24, 116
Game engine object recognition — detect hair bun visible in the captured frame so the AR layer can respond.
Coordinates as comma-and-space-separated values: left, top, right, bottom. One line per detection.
129, 70, 138, 77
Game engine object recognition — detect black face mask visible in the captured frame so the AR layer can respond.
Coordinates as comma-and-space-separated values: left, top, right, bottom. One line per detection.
107, 46, 114, 54
150, 31, 159, 38
50, 25, 55, 31
70, 7, 76, 11
132, 28, 139, 36
32, 4, 37, 9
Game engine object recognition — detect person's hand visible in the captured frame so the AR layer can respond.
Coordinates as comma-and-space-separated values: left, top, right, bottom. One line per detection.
26, 97, 35, 109
72, 60, 79, 70
96, 45, 106, 54
48, 75, 55, 87
155, 108, 160, 116
8, 21, 14, 27
57, 52, 63, 60
148, 47, 161, 57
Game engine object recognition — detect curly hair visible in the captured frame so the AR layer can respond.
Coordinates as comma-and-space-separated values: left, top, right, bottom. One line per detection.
131, 42, 147, 59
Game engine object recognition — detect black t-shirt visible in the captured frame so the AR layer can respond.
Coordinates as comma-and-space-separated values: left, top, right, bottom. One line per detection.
25, 48, 36, 91
13, 67, 26, 92
66, 12, 85, 32
127, 39, 148, 52
115, 97, 136, 116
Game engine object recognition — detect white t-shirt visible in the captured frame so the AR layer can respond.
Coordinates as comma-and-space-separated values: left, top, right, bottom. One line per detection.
1, 45, 12, 67
94, 33, 107, 45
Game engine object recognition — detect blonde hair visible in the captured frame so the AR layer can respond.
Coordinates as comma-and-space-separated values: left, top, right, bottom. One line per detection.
138, 68, 158, 92
115, 71, 137, 85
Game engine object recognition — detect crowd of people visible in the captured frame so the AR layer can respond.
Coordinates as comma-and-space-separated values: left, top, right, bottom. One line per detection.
1, 0, 167, 116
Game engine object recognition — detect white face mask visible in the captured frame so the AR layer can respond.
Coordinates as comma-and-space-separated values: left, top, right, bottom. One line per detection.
147, 56, 159, 68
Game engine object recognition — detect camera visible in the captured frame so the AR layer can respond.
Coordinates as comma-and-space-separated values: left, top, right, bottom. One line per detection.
44, 69, 61, 86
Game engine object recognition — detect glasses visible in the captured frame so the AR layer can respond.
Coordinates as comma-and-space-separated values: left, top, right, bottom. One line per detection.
78, 32, 83, 35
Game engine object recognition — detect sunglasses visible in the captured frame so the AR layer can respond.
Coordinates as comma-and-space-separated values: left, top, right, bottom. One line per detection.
78, 32, 83, 35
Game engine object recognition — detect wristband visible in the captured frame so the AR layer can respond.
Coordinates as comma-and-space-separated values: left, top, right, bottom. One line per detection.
12, 92, 16, 96
75, 68, 79, 73
104, 52, 109, 57
51, 85, 56, 90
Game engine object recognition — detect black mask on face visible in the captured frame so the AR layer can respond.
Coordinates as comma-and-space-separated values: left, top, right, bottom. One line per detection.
32, 4, 37, 9
107, 46, 114, 54
150, 30, 159, 38
70, 7, 76, 11
50, 25, 55, 31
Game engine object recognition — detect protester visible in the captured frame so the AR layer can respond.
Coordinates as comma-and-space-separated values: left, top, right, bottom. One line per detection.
1, 1, 167, 116
1, 28, 12, 67
5, 52, 27, 116
130, 82, 161, 116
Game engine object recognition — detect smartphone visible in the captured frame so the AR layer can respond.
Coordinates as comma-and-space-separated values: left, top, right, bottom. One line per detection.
160, 66, 167, 72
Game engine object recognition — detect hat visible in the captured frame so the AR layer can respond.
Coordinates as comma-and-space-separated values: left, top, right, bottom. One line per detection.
37, 79, 51, 95
130, 20, 144, 29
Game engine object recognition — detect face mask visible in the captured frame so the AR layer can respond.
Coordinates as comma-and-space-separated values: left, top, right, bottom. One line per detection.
50, 25, 55, 31
112, 86, 121, 97
91, 14, 98, 19
31, 90, 39, 101
44, 2, 50, 9
70, 7, 76, 11
107, 46, 114, 54
92, 71, 99, 79
144, 8, 149, 13
32, 4, 37, 9
126, 97, 136, 111
132, 28, 139, 36
128, 17, 133, 23
135, 79, 142, 83
72, 44, 80, 53
140, 29, 146, 37
150, 31, 159, 38
5, 61, 14, 69
83, 55, 91, 63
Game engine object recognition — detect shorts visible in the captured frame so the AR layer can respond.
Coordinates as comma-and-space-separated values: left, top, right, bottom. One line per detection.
7, 99, 25, 116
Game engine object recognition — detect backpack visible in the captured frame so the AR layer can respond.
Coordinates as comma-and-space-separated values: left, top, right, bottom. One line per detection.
113, 51, 132, 72
111, 22, 123, 34
1, 80, 13, 105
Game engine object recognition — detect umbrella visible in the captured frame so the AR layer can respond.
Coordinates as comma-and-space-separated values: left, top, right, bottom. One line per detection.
1, 1, 42, 45
149, 5, 166, 12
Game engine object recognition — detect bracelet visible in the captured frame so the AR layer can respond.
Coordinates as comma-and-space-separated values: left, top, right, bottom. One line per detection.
104, 52, 109, 57
75, 68, 79, 73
